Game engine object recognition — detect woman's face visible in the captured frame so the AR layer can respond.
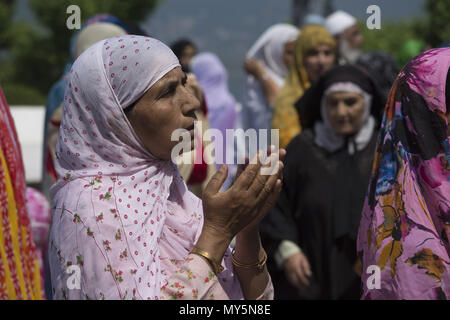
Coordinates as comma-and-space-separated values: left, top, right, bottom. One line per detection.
282, 40, 297, 70
126, 67, 200, 160
304, 44, 335, 83
180, 45, 196, 72
325, 91, 365, 136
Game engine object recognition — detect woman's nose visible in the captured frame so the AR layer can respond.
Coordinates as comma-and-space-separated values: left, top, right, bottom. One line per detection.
336, 102, 347, 116
318, 53, 327, 66
183, 87, 201, 117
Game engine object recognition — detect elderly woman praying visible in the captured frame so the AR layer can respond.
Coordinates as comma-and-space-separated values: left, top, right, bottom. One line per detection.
48, 35, 284, 300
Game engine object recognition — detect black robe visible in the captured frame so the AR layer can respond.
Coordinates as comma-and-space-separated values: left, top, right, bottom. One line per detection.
261, 128, 378, 300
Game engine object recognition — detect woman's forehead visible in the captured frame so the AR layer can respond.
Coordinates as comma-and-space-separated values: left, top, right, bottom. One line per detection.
140, 67, 183, 98
308, 44, 333, 52
154, 67, 183, 85
327, 91, 363, 98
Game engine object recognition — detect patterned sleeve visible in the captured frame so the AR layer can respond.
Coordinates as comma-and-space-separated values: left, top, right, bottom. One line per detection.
160, 254, 228, 300
160, 254, 275, 300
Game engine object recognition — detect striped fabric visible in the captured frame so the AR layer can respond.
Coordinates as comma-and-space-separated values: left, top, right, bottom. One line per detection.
0, 86, 43, 299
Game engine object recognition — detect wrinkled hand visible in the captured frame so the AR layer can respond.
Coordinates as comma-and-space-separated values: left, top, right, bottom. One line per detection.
235, 146, 285, 178
235, 147, 285, 232
202, 149, 284, 241
243, 58, 265, 79
283, 251, 312, 289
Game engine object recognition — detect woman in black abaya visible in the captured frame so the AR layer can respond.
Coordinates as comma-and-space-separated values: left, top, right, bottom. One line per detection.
261, 65, 385, 299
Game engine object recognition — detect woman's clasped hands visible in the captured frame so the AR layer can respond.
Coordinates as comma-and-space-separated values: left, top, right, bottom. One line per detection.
194, 147, 286, 264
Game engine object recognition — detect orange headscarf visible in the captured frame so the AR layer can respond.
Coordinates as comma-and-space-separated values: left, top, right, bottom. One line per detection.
272, 25, 336, 148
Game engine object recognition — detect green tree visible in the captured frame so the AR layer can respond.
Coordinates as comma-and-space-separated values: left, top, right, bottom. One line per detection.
359, 0, 450, 69
359, 18, 427, 68
0, 0, 161, 105
0, 0, 15, 49
424, 0, 450, 46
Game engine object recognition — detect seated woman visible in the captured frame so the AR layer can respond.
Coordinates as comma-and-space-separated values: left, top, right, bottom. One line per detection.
271, 25, 336, 149
358, 48, 450, 299
48, 35, 284, 300
261, 65, 385, 299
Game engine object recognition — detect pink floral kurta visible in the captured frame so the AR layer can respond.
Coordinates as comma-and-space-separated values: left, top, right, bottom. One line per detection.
48, 35, 273, 300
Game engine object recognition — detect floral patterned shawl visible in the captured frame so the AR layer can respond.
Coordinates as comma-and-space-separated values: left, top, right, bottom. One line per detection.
48, 35, 243, 300
357, 48, 450, 299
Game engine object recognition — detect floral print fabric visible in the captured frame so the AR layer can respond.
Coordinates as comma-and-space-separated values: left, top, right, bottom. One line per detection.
161, 253, 273, 300
48, 35, 272, 300
357, 48, 450, 299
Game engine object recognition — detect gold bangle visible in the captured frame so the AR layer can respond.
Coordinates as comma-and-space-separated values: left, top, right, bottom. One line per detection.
190, 247, 224, 275
231, 249, 267, 272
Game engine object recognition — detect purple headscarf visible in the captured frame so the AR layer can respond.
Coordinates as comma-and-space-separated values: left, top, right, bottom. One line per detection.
191, 52, 238, 168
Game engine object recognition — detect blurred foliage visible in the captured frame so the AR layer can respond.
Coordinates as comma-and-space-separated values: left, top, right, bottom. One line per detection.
0, 0, 161, 105
0, 0, 15, 49
1, 0, 449, 105
424, 0, 450, 47
359, 0, 449, 69
359, 18, 427, 69
1, 82, 47, 105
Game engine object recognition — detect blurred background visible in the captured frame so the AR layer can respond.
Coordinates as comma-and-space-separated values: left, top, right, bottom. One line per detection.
1, 0, 449, 184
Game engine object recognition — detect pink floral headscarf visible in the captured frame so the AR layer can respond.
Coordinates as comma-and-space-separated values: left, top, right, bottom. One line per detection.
48, 35, 242, 300
357, 48, 450, 299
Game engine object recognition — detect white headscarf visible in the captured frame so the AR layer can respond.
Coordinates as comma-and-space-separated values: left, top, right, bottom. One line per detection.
314, 82, 375, 154
49, 35, 242, 300
246, 24, 299, 85
240, 23, 299, 135
325, 10, 357, 36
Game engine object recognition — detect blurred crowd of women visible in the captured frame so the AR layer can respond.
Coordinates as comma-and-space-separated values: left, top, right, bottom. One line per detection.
0, 9, 449, 300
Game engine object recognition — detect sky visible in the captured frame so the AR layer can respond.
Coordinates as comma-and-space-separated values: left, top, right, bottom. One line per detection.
143, 0, 426, 100
16, 0, 427, 101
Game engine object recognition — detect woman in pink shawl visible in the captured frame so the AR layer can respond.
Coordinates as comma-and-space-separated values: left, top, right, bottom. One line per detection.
48, 35, 283, 300
357, 48, 450, 299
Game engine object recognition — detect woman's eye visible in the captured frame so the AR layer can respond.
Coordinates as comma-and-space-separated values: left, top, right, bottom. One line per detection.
345, 98, 357, 106
162, 85, 178, 98
307, 50, 318, 57
327, 100, 338, 107
163, 90, 174, 97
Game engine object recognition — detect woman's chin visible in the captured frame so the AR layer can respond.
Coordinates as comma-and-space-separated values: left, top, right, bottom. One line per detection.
336, 128, 357, 136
